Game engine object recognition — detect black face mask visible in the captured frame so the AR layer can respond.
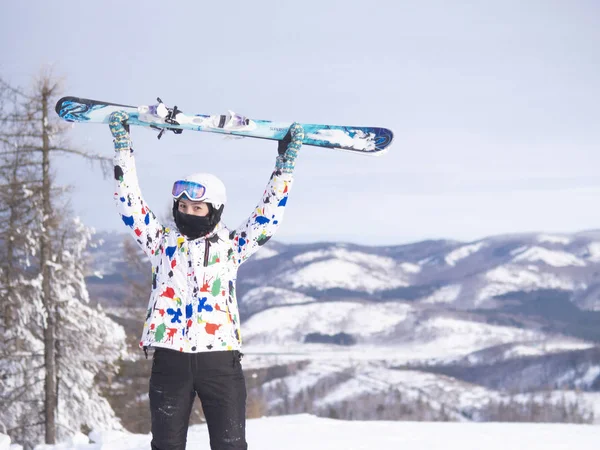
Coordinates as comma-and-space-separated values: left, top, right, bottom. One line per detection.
173, 201, 224, 240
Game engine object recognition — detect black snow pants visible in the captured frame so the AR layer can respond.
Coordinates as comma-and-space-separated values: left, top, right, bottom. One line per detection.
149, 348, 247, 450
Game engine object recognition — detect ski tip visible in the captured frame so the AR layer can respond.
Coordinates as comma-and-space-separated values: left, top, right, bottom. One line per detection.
55, 96, 137, 120
375, 128, 394, 152
55, 96, 76, 116
299, 125, 394, 154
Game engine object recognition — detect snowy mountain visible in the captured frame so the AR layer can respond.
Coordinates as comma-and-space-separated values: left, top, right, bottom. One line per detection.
85, 229, 600, 429
230, 231, 600, 313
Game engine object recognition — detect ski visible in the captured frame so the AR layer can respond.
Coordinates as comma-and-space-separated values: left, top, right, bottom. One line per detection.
55, 96, 393, 154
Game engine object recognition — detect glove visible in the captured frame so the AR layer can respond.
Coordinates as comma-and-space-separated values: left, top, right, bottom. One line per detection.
109, 111, 131, 150
276, 123, 304, 173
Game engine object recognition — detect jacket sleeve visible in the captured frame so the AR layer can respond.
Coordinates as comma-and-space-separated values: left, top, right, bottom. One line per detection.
230, 164, 294, 264
114, 149, 165, 260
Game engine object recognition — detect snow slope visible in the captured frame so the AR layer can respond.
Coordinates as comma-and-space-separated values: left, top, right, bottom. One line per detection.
12, 414, 600, 450
537, 234, 572, 245
445, 241, 486, 266
241, 286, 316, 315
242, 300, 554, 362
284, 259, 404, 292
283, 248, 409, 293
479, 265, 579, 300
512, 246, 587, 267
420, 285, 462, 304
253, 247, 279, 260
455, 339, 596, 365
242, 301, 412, 345
587, 242, 600, 262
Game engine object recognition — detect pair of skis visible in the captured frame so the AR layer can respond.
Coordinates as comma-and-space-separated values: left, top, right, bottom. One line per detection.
55, 97, 394, 155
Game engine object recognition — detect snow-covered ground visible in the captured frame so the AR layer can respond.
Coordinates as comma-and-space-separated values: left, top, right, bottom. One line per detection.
9, 414, 600, 450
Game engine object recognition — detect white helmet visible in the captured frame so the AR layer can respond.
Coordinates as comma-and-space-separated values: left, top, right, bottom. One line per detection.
172, 173, 227, 209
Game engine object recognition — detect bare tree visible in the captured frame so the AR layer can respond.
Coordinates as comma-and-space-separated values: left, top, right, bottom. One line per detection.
0, 75, 48, 449
0, 73, 122, 449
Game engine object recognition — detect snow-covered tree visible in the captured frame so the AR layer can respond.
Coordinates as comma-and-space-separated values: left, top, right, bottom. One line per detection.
52, 218, 127, 438
0, 73, 47, 448
0, 74, 126, 449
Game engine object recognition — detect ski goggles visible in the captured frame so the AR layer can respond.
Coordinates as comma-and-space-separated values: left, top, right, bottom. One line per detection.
172, 180, 206, 201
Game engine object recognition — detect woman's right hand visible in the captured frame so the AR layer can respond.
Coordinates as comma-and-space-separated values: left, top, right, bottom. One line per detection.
109, 111, 131, 150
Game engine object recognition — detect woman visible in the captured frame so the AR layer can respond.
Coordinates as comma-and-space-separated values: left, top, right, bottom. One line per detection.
109, 110, 303, 450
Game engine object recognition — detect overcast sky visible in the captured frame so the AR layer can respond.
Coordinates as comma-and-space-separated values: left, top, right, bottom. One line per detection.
2, 0, 599, 245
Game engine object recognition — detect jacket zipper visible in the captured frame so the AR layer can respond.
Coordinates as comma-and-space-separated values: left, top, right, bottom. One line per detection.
203, 239, 210, 267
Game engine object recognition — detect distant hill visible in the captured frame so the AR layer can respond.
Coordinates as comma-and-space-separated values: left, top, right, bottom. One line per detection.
87, 229, 600, 428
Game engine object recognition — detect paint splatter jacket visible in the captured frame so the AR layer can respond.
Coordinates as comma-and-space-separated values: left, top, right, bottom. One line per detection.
113, 149, 294, 353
